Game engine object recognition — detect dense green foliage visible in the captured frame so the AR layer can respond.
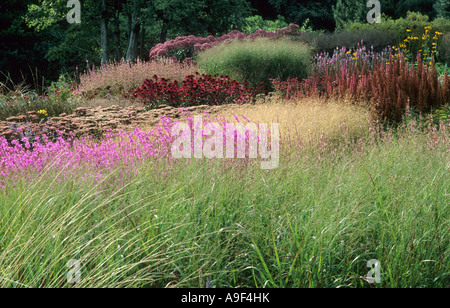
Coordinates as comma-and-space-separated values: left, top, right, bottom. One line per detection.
434, 0, 450, 18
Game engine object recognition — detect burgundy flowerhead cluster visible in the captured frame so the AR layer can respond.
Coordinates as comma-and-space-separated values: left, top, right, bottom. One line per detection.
133, 73, 265, 108
149, 25, 302, 62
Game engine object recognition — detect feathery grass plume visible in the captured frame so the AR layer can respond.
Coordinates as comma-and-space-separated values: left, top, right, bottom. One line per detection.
77, 58, 197, 98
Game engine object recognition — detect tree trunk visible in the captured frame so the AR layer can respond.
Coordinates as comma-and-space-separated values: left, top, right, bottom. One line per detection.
100, 0, 108, 64
126, 19, 140, 62
114, 10, 122, 60
139, 24, 146, 60
159, 18, 169, 43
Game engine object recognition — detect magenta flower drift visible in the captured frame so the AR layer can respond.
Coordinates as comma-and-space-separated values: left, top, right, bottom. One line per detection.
0, 114, 273, 189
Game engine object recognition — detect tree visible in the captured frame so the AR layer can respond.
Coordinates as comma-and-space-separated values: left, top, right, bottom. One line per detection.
434, 0, 450, 18
380, 0, 438, 19
267, 0, 336, 31
22, 0, 253, 77
124, 0, 146, 62
0, 0, 57, 86
100, 0, 108, 64
394, 0, 437, 19
248, 0, 277, 19
333, 0, 366, 30
25, 0, 109, 66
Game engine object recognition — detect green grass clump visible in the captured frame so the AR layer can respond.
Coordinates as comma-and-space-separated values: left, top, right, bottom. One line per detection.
196, 37, 312, 91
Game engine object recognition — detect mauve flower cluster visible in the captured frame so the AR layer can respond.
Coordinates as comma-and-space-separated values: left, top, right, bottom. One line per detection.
133, 73, 265, 108
172, 111, 269, 160
149, 24, 301, 62
0, 113, 274, 189
312, 41, 392, 77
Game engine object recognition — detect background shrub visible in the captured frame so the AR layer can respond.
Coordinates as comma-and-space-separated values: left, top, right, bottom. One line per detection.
241, 15, 289, 33
241, 15, 318, 34
196, 37, 312, 91
344, 12, 450, 65
437, 32, 450, 66
296, 29, 398, 54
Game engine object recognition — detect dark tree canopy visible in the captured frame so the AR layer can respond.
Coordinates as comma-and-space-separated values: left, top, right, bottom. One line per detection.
0, 0, 445, 86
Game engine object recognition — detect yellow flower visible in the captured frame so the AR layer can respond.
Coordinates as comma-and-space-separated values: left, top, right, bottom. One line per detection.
406, 29, 411, 32
347, 51, 351, 54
